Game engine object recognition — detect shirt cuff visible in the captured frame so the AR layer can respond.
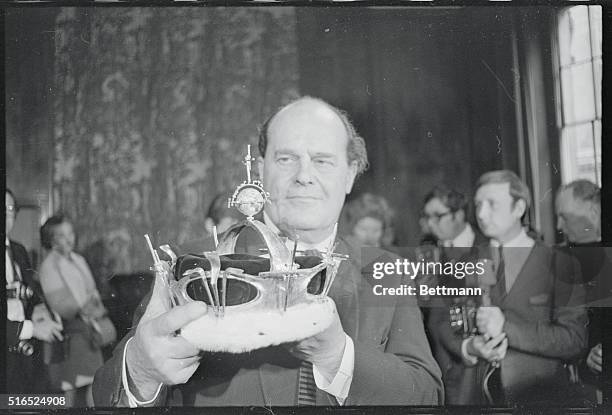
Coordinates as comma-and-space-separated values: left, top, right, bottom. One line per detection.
121, 337, 164, 407
19, 320, 33, 340
312, 334, 354, 405
461, 337, 479, 366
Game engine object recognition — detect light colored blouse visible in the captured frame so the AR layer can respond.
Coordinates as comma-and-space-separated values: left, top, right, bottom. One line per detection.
39, 250, 98, 320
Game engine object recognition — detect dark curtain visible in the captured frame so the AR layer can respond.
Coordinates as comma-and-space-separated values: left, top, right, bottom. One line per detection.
297, 8, 523, 246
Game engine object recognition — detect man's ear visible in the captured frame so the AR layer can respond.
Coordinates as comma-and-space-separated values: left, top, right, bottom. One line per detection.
345, 161, 359, 194
257, 156, 265, 183
588, 203, 601, 229
512, 199, 527, 220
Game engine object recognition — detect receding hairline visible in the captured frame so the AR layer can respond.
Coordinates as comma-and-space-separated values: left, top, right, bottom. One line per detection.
266, 97, 349, 141
259, 96, 369, 175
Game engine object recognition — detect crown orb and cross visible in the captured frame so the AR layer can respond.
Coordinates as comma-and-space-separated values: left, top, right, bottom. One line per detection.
228, 145, 270, 220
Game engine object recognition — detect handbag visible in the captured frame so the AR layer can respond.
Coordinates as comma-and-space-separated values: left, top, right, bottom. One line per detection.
80, 294, 117, 347
82, 313, 117, 348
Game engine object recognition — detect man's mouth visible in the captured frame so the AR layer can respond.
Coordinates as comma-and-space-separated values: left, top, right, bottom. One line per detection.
287, 195, 322, 201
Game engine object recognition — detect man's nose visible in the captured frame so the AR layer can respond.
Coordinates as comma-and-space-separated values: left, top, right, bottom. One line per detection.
556, 217, 564, 231
476, 204, 488, 221
295, 159, 315, 185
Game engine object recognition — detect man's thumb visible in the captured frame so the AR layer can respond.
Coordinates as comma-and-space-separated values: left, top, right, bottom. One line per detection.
154, 301, 208, 335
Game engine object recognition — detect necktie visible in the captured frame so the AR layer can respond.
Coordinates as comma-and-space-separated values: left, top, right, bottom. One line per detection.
491, 245, 506, 304
297, 360, 317, 406
296, 248, 320, 406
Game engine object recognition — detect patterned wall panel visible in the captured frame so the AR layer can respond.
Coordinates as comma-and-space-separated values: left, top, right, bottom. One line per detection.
52, 8, 299, 275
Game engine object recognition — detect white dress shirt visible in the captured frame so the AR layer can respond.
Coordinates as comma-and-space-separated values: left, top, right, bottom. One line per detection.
442, 223, 476, 248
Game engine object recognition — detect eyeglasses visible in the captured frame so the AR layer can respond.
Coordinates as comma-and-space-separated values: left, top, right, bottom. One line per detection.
424, 211, 453, 223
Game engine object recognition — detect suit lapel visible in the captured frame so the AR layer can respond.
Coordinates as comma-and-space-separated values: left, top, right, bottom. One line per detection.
501, 244, 543, 307
328, 238, 361, 338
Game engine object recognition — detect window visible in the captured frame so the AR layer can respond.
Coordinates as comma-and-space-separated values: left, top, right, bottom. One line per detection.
555, 6, 602, 185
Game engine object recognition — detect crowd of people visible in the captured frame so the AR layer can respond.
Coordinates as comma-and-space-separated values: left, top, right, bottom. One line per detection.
5, 96, 607, 407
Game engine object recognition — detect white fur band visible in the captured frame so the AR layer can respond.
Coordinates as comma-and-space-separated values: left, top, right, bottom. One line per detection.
180, 298, 336, 353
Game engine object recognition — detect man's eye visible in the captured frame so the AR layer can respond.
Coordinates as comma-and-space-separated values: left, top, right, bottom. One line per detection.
276, 156, 295, 164
313, 158, 333, 166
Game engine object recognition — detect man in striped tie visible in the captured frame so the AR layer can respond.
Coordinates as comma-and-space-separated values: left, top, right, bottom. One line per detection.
93, 96, 443, 407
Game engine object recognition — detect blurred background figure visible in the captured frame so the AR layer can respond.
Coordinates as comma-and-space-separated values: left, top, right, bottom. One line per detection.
555, 180, 608, 404
418, 210, 438, 247
38, 214, 114, 407
556, 180, 601, 246
422, 186, 483, 249
5, 189, 63, 394
340, 192, 395, 248
421, 186, 487, 404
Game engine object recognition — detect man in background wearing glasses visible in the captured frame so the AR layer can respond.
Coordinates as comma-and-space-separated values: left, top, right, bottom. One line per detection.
422, 186, 489, 404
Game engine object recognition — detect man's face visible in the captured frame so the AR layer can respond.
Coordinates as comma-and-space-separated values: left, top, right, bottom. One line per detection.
352, 216, 384, 247
475, 182, 524, 241
423, 197, 464, 242
555, 189, 600, 243
6, 191, 16, 235
259, 100, 358, 241
52, 222, 76, 256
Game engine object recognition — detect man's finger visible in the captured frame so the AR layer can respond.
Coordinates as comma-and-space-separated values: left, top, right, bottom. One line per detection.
52, 328, 64, 341
592, 353, 602, 366
154, 301, 208, 335
485, 332, 506, 348
171, 355, 201, 368
167, 336, 203, 358
492, 338, 508, 359
594, 347, 602, 358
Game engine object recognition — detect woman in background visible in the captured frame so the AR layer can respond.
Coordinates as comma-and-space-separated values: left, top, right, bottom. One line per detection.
38, 215, 107, 407
340, 192, 396, 248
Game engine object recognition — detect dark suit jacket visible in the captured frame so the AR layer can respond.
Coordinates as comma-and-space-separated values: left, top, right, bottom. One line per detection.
6, 240, 43, 393
493, 242, 587, 404
93, 232, 443, 406
555, 243, 610, 402
425, 230, 489, 405
6, 240, 39, 349
428, 239, 588, 405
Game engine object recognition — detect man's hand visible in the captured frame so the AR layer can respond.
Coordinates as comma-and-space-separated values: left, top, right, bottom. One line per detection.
466, 333, 508, 363
125, 271, 208, 402
285, 307, 346, 383
32, 303, 62, 326
586, 343, 602, 374
476, 306, 505, 339
126, 302, 207, 400
32, 318, 64, 342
